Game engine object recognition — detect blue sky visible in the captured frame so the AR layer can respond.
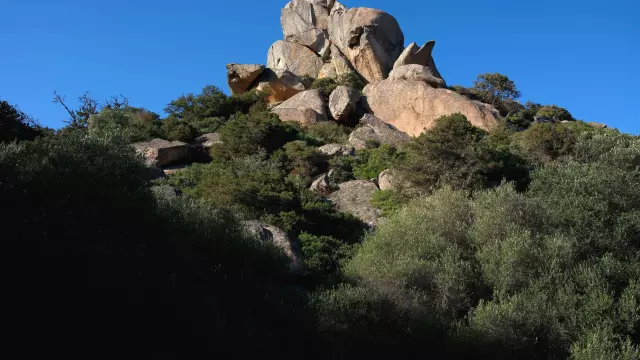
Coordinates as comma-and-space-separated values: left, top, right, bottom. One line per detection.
1, 0, 638, 133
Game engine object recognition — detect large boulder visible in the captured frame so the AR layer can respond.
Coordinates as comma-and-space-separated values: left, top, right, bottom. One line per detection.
329, 85, 360, 122
328, 180, 381, 227
133, 139, 189, 167
318, 143, 355, 158
363, 79, 499, 137
281, 0, 340, 55
253, 68, 307, 103
243, 221, 303, 275
190, 132, 222, 162
267, 40, 324, 78
388, 64, 445, 89
226, 64, 265, 95
272, 89, 328, 126
393, 41, 444, 83
348, 114, 411, 150
328, 7, 404, 83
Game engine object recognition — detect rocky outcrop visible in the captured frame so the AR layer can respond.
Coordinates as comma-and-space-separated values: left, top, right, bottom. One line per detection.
329, 86, 360, 121
348, 114, 411, 150
318, 143, 355, 158
363, 80, 499, 137
393, 41, 444, 83
243, 221, 303, 275
254, 68, 307, 103
267, 40, 324, 78
281, 0, 338, 55
388, 64, 445, 88
226, 64, 265, 95
272, 89, 328, 125
328, 7, 404, 83
328, 180, 381, 227
133, 139, 189, 167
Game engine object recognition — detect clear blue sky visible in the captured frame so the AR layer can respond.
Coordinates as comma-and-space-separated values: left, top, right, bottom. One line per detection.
1, 0, 638, 133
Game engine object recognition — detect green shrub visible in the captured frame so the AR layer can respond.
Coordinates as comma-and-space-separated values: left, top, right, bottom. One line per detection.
312, 77, 339, 97
302, 121, 351, 145
537, 104, 573, 121
0, 100, 45, 142
352, 144, 400, 180
371, 190, 410, 217
299, 232, 356, 285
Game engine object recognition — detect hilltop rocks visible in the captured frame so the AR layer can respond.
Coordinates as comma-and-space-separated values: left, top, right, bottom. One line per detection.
329, 85, 360, 121
329, 180, 381, 227
328, 7, 404, 83
393, 41, 444, 82
254, 68, 307, 103
243, 221, 303, 275
226, 64, 265, 95
272, 89, 328, 125
363, 80, 499, 136
389, 64, 445, 88
348, 114, 411, 150
267, 40, 324, 78
133, 139, 189, 167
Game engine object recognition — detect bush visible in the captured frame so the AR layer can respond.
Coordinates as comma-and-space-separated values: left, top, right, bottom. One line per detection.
88, 106, 164, 141
0, 100, 45, 142
302, 121, 351, 145
0, 130, 307, 356
352, 144, 400, 180
311, 78, 339, 97
299, 232, 355, 285
537, 105, 573, 121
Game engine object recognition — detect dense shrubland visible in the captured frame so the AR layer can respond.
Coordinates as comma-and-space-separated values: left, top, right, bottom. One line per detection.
2, 73, 639, 358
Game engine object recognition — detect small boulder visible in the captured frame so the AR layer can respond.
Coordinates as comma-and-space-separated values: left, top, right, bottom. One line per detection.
587, 122, 607, 129
226, 64, 265, 95
328, 180, 381, 227
348, 114, 411, 150
133, 139, 189, 167
243, 220, 303, 275
318, 143, 356, 158
272, 89, 328, 126
254, 68, 307, 103
267, 40, 324, 78
393, 41, 444, 84
310, 172, 335, 195
377, 169, 395, 191
388, 64, 445, 88
329, 86, 360, 122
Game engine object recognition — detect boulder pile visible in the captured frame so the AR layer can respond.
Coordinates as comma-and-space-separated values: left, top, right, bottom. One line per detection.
227, 0, 499, 136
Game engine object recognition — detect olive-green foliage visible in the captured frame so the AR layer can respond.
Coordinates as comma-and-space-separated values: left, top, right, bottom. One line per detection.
338, 72, 367, 91
311, 77, 339, 98
537, 104, 574, 121
0, 100, 45, 142
211, 110, 300, 160
371, 190, 410, 217
332, 129, 640, 358
472, 72, 521, 105
394, 113, 530, 194
352, 144, 400, 180
302, 121, 351, 145
513, 121, 591, 164
311, 73, 366, 98
0, 130, 308, 356
88, 106, 163, 141
506, 101, 542, 128
299, 232, 356, 285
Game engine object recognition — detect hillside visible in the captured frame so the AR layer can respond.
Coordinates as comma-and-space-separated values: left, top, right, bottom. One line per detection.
1, 1, 638, 358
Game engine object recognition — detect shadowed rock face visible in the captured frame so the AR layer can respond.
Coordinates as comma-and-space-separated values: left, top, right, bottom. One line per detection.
226, 64, 265, 95
363, 80, 499, 137
328, 7, 404, 83
254, 68, 307, 103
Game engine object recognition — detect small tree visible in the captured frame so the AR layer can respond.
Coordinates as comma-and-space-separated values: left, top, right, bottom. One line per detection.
0, 101, 44, 142
472, 73, 521, 105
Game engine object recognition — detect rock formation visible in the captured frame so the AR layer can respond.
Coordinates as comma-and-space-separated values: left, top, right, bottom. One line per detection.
243, 220, 303, 275
133, 139, 190, 167
348, 114, 411, 150
226, 1, 504, 137
328, 180, 381, 227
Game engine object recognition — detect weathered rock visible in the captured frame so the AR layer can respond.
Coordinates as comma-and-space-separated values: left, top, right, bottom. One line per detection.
388, 64, 445, 88
151, 185, 183, 202
377, 169, 395, 191
226, 64, 265, 95
328, 180, 381, 227
272, 89, 328, 126
318, 143, 355, 157
329, 86, 360, 121
243, 221, 303, 275
281, 0, 334, 55
267, 40, 324, 78
194, 132, 222, 149
363, 80, 499, 137
328, 7, 404, 83
330, 44, 357, 78
318, 62, 338, 79
393, 41, 444, 83
330, 1, 347, 16
133, 139, 189, 167
310, 172, 334, 195
348, 114, 411, 150
587, 122, 607, 129
254, 68, 307, 103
